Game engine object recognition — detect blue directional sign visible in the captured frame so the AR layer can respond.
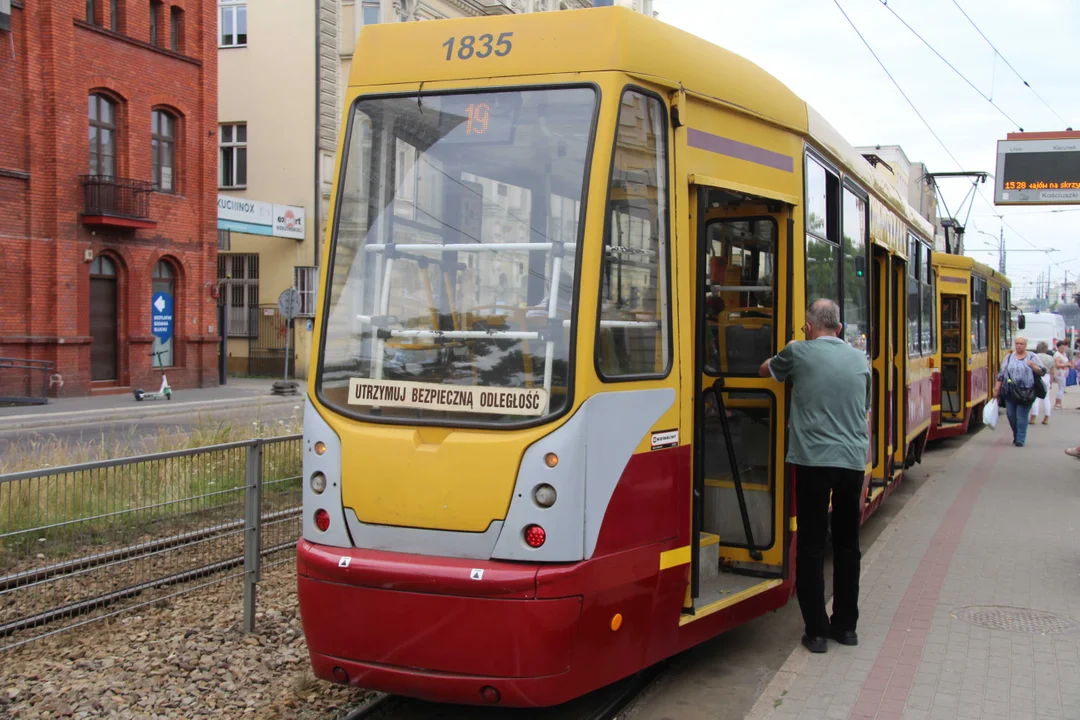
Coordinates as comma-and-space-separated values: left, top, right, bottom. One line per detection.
151, 292, 174, 343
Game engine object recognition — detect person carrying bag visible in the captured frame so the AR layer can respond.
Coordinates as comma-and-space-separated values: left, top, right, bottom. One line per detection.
993, 336, 1046, 447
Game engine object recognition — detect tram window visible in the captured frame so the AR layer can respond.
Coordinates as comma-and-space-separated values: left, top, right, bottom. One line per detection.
704, 218, 776, 375
805, 235, 839, 322
841, 188, 868, 354
978, 279, 988, 351
597, 89, 671, 379
921, 244, 934, 353
806, 159, 827, 237
997, 291, 1006, 349
907, 237, 920, 356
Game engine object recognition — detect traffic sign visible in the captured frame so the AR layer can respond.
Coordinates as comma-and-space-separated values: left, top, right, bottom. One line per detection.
151, 292, 174, 343
277, 288, 302, 321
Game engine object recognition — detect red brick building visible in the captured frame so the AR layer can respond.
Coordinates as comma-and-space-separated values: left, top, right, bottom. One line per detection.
0, 0, 219, 399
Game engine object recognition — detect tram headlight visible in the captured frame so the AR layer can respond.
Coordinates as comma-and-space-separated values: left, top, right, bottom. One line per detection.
310, 471, 327, 494
533, 484, 557, 508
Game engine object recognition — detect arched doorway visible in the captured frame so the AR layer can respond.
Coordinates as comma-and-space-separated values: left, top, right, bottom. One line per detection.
90, 255, 118, 381
152, 260, 175, 367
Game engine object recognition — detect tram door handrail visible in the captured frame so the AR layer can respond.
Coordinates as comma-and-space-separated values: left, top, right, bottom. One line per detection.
707, 377, 763, 561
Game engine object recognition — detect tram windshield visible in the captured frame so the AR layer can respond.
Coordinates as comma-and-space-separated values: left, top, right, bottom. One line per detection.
317, 87, 597, 425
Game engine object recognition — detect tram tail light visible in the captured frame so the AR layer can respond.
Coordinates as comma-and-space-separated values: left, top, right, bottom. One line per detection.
480, 686, 501, 704
524, 524, 546, 548
314, 509, 331, 532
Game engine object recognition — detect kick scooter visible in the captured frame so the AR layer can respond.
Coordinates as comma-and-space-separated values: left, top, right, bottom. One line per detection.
133, 350, 172, 401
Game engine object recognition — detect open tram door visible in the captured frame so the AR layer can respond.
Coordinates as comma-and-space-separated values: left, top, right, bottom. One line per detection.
684, 182, 793, 618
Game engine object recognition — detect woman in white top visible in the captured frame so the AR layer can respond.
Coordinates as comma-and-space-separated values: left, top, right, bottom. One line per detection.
1053, 341, 1070, 409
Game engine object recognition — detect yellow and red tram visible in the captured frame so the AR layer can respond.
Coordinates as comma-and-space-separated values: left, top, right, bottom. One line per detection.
927, 254, 1011, 440
297, 7, 999, 707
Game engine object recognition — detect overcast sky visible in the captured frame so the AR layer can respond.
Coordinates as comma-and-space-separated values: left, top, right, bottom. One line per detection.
652, 0, 1079, 300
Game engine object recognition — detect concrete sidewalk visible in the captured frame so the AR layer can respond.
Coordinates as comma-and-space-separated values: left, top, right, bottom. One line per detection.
749, 408, 1080, 720
0, 378, 301, 430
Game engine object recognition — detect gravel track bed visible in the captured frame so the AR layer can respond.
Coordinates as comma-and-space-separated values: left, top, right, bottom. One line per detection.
0, 564, 372, 719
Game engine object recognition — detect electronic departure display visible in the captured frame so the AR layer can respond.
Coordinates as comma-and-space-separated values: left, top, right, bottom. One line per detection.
995, 136, 1080, 205
439, 93, 520, 145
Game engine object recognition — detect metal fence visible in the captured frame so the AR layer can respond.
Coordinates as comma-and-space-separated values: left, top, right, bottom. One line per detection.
0, 435, 302, 651
0, 358, 54, 405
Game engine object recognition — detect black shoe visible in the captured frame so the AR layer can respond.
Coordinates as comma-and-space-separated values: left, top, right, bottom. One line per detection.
801, 634, 828, 653
829, 626, 858, 646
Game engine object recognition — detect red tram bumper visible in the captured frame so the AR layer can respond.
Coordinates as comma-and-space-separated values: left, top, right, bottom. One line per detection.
297, 540, 620, 707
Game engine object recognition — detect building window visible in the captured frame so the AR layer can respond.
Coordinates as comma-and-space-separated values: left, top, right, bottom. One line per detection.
596, 89, 671, 379
170, 7, 182, 51
219, 123, 247, 188
149, 0, 160, 45
219, 0, 247, 47
294, 266, 318, 317
218, 229, 231, 251
152, 260, 176, 367
151, 109, 176, 192
89, 94, 117, 178
86, 0, 98, 25
361, 1, 379, 25
109, 0, 120, 31
218, 254, 259, 337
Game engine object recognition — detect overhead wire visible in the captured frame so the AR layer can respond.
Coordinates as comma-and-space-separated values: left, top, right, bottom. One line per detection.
833, 0, 1063, 295
830, 0, 963, 170
948, 0, 1071, 128
876, 0, 1022, 130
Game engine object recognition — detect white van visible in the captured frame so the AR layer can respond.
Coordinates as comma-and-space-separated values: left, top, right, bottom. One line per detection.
1019, 312, 1067, 352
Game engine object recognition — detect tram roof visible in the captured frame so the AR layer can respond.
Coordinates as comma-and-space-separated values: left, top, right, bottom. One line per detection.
351, 6, 934, 239
932, 252, 1011, 288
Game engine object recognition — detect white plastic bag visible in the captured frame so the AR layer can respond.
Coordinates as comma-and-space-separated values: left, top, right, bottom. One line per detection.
983, 399, 999, 429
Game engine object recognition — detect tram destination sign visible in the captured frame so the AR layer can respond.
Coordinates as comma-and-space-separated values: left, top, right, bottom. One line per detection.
348, 378, 547, 416
995, 135, 1080, 205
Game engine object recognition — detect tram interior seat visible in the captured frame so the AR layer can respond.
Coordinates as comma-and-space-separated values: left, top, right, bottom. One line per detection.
723, 323, 772, 375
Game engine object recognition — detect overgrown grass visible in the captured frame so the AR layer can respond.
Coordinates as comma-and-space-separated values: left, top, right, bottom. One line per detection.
0, 406, 305, 553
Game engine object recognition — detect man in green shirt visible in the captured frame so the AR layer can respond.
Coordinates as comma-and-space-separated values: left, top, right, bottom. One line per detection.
759, 298, 871, 654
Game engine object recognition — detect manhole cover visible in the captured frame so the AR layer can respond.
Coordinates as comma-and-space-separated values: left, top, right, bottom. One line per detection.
953, 606, 1079, 634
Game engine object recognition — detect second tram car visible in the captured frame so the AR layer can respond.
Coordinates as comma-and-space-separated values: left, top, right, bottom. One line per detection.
927, 254, 1011, 440
297, 7, 1002, 707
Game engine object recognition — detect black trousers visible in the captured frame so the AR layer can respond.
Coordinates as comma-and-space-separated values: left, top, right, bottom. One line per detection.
794, 464, 863, 638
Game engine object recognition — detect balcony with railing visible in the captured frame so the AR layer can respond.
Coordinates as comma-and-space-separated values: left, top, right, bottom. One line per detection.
80, 175, 156, 229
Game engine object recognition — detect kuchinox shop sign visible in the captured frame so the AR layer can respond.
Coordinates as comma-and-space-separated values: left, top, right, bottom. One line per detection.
217, 195, 305, 240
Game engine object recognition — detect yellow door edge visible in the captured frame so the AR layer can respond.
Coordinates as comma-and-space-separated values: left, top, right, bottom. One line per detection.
678, 579, 783, 626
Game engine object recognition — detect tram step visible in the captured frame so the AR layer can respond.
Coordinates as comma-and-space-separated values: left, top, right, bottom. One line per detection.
699, 533, 720, 585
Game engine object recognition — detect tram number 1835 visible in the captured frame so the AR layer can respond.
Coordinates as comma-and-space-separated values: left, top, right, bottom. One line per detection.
442, 32, 514, 61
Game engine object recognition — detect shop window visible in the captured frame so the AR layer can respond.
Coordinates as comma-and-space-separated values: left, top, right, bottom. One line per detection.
218, 254, 259, 337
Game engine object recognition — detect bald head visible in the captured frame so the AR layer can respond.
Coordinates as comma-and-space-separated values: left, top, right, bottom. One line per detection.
806, 298, 841, 337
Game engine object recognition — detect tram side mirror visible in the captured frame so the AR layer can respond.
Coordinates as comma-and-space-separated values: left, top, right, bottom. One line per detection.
854, 256, 866, 278
1018, 314, 1026, 330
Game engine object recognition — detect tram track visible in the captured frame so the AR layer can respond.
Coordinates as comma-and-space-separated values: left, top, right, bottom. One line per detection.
338, 665, 663, 720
